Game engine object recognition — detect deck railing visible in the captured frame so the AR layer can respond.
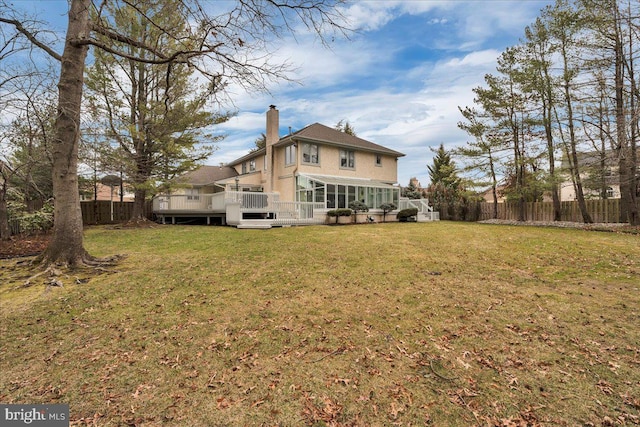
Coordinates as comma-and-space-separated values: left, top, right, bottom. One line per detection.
225, 191, 279, 211
153, 193, 226, 212
398, 198, 440, 221
153, 192, 326, 225
274, 201, 325, 224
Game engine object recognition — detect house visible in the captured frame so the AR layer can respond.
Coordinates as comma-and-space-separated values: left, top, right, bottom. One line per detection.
559, 150, 621, 201
80, 182, 135, 202
153, 106, 438, 228
479, 185, 507, 203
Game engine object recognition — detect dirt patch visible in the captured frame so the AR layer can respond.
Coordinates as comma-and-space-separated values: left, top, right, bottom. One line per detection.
0, 234, 51, 259
0, 220, 160, 260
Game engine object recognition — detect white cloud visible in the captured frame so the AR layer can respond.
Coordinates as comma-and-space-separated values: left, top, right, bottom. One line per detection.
340, 3, 396, 32
443, 49, 501, 68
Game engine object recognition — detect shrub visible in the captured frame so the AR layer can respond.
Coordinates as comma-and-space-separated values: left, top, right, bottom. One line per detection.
348, 200, 368, 213
379, 202, 396, 222
348, 201, 369, 223
327, 208, 352, 224
396, 208, 418, 222
14, 202, 54, 234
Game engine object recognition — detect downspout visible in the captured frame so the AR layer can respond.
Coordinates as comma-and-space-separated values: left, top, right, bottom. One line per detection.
292, 138, 298, 202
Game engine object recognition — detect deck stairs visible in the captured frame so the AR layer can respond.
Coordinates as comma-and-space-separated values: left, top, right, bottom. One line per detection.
399, 198, 440, 222
236, 219, 274, 229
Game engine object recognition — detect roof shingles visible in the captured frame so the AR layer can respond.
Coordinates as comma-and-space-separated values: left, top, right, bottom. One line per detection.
276, 123, 404, 157
178, 165, 237, 186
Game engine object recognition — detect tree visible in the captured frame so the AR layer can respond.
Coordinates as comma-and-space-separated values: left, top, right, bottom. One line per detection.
580, 0, 639, 224
348, 200, 368, 223
379, 202, 396, 223
428, 144, 461, 189
472, 46, 545, 221
0, 10, 57, 239
426, 144, 471, 220
1, 0, 349, 268
84, 0, 227, 220
451, 0, 638, 224
522, 15, 562, 220
0, 70, 56, 239
546, 0, 593, 223
0, 161, 11, 240
401, 179, 422, 199
456, 106, 504, 219
335, 119, 356, 136
251, 133, 267, 152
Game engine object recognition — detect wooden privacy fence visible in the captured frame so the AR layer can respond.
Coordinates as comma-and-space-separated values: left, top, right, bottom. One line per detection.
81, 201, 152, 225
478, 199, 622, 223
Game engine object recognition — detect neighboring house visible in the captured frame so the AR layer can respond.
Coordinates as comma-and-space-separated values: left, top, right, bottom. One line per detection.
80, 182, 135, 202
154, 106, 438, 227
479, 185, 507, 203
559, 150, 621, 201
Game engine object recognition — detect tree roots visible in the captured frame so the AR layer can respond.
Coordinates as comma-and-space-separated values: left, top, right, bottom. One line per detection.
21, 253, 127, 288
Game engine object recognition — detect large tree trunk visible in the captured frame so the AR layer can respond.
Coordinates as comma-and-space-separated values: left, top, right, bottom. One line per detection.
131, 187, 147, 220
543, 101, 562, 221
560, 45, 592, 224
614, 13, 638, 225
569, 148, 593, 223
0, 186, 10, 240
39, 0, 91, 266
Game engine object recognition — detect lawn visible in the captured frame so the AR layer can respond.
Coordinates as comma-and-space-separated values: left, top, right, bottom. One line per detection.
1, 222, 639, 426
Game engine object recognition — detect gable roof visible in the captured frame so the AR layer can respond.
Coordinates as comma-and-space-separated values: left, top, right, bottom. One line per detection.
178, 165, 237, 186
276, 123, 405, 157
560, 150, 617, 170
227, 148, 265, 167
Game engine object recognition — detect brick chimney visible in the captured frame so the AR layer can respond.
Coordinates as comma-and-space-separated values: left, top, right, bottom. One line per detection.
264, 105, 279, 192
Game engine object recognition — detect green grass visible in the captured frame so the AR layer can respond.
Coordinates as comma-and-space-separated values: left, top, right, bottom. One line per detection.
1, 222, 639, 426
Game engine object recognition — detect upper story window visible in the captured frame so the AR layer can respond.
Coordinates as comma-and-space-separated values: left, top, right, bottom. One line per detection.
242, 162, 247, 174
285, 144, 296, 166
302, 143, 319, 164
375, 155, 382, 167
249, 159, 256, 172
340, 150, 355, 169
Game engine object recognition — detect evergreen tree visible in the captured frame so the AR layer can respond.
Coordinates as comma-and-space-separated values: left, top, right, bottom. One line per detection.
251, 133, 267, 152
427, 144, 461, 189
456, 106, 504, 218
85, 0, 229, 220
335, 120, 356, 136
426, 144, 477, 220
401, 179, 422, 199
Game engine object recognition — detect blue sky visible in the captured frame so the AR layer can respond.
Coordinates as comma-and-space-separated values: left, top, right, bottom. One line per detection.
7, 0, 554, 187
214, 0, 555, 187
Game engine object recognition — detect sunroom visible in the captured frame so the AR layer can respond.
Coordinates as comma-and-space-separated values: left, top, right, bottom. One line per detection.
296, 174, 400, 210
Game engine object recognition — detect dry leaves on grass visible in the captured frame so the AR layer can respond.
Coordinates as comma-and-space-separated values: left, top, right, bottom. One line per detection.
301, 394, 344, 425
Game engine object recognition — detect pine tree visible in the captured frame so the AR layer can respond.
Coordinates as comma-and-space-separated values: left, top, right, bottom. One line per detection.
335, 120, 356, 136
85, 0, 229, 221
427, 144, 461, 189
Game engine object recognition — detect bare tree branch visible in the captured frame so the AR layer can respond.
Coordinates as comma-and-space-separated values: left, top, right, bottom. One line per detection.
0, 16, 62, 61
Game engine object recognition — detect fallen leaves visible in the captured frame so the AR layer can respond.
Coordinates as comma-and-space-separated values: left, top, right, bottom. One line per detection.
301, 394, 343, 425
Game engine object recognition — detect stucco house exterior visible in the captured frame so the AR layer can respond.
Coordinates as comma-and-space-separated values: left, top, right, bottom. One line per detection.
559, 150, 621, 201
153, 106, 437, 228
